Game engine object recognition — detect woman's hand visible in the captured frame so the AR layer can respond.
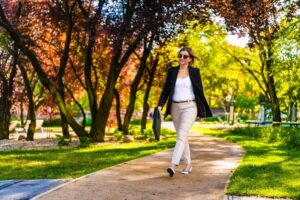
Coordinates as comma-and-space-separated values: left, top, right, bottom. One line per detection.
199, 118, 204, 122
157, 106, 162, 112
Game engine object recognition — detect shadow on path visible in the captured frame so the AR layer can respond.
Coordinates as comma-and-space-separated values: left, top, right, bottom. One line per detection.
34, 122, 244, 200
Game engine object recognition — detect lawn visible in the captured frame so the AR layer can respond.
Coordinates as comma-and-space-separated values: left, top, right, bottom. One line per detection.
192, 125, 300, 199
0, 128, 175, 180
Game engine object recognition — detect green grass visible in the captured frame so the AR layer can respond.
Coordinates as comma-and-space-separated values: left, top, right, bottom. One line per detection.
192, 126, 300, 199
0, 128, 175, 180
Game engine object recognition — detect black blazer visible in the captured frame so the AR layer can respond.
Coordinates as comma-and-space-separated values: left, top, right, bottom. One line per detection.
158, 66, 213, 119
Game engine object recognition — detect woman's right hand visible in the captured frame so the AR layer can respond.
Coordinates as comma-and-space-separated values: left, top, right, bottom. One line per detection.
157, 106, 162, 112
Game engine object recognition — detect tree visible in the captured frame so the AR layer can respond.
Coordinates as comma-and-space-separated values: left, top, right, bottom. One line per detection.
0, 32, 17, 139
78, 0, 210, 141
0, 0, 210, 142
0, 1, 89, 138
208, 0, 300, 123
273, 16, 300, 116
122, 34, 155, 135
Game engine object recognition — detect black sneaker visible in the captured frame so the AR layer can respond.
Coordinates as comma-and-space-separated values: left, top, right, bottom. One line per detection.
167, 167, 175, 177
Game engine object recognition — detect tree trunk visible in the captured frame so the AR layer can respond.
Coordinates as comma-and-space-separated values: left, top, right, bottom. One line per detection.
123, 37, 154, 135
268, 74, 281, 123
265, 47, 281, 124
18, 63, 36, 141
0, 98, 10, 139
26, 101, 36, 141
78, 0, 106, 138
57, 79, 70, 138
114, 88, 123, 131
56, 3, 75, 139
20, 94, 24, 126
0, 91, 11, 139
122, 94, 137, 135
90, 72, 117, 142
141, 55, 159, 132
57, 77, 70, 138
0, 64, 17, 139
59, 110, 70, 138
83, 22, 98, 124
66, 85, 86, 127
90, 36, 143, 142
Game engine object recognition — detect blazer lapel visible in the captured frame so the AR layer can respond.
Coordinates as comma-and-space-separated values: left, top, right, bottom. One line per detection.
188, 66, 197, 87
171, 66, 179, 89
169, 66, 179, 101
172, 66, 179, 81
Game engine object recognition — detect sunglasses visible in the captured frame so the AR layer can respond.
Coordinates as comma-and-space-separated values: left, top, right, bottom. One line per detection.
178, 54, 190, 59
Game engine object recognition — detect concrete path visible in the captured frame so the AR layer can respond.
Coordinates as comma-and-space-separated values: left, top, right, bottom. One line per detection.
33, 122, 244, 200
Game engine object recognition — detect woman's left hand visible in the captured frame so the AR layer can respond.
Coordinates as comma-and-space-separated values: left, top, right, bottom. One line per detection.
199, 118, 204, 122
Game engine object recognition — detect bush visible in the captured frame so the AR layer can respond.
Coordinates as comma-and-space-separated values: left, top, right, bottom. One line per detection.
79, 137, 92, 148
44, 117, 93, 127
164, 115, 172, 121
113, 124, 158, 141
232, 127, 270, 138
281, 128, 300, 148
114, 130, 123, 141
128, 125, 140, 135
130, 118, 141, 125
204, 115, 225, 122
55, 134, 71, 146
232, 126, 300, 148
135, 129, 154, 140
128, 125, 154, 140
238, 113, 249, 121
43, 118, 62, 127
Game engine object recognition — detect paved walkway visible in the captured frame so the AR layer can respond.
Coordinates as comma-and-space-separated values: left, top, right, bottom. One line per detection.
33, 122, 244, 200
0, 179, 68, 200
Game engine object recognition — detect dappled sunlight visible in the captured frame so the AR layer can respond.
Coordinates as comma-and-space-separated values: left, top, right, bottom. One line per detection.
23, 160, 59, 168
0, 135, 177, 180
205, 159, 240, 170
0, 0, 298, 199
228, 163, 298, 198
205, 127, 300, 198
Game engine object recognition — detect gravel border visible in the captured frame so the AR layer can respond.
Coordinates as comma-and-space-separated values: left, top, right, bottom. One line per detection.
0, 138, 79, 151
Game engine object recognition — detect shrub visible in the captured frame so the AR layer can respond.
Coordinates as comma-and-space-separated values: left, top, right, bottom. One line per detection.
55, 134, 71, 146
127, 125, 140, 135
164, 115, 172, 121
113, 124, 158, 141
232, 126, 300, 148
282, 127, 300, 148
238, 113, 249, 121
79, 137, 92, 148
134, 128, 154, 140
114, 130, 123, 141
130, 118, 141, 125
232, 127, 271, 138
44, 118, 62, 127
204, 115, 225, 122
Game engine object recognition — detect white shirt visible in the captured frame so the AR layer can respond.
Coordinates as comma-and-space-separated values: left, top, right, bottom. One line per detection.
172, 76, 195, 102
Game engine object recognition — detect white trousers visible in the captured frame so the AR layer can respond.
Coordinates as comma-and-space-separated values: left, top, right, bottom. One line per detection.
171, 101, 197, 165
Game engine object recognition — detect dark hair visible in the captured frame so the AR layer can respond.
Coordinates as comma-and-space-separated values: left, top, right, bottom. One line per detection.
179, 47, 199, 66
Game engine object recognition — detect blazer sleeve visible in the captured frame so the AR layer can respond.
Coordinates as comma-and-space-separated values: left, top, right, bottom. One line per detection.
195, 68, 213, 117
157, 68, 172, 108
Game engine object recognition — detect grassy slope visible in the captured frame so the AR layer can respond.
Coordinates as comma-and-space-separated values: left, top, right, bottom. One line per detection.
192, 126, 300, 199
0, 128, 175, 180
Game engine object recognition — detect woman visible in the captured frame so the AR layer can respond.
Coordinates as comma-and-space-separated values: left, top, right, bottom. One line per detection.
157, 47, 212, 177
